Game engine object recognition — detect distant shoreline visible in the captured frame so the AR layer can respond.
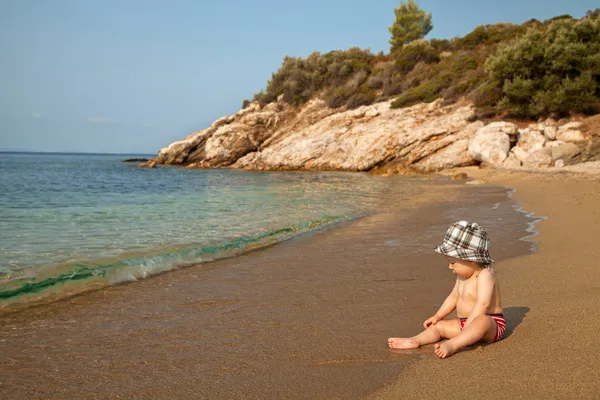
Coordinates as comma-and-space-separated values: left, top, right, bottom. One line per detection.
0, 150, 156, 156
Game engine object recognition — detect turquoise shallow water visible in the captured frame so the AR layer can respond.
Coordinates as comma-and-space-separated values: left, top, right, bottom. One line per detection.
0, 152, 429, 306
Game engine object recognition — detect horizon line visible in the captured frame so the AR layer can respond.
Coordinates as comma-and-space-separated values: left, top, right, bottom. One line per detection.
0, 150, 157, 156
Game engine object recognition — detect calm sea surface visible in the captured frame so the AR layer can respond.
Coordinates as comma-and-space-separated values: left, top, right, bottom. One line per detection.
0, 152, 431, 309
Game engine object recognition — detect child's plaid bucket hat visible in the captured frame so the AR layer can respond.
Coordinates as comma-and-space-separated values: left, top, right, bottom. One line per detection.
434, 221, 494, 265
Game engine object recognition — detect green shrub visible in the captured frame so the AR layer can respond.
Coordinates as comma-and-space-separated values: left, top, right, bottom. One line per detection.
459, 26, 489, 48
452, 54, 478, 73
346, 87, 378, 109
486, 15, 600, 116
391, 71, 453, 108
430, 38, 452, 52
484, 23, 520, 45
468, 79, 503, 108
398, 60, 441, 92
393, 40, 440, 74
367, 75, 384, 89
323, 72, 378, 109
253, 90, 278, 106
254, 48, 376, 107
325, 86, 352, 108
587, 9, 600, 19
442, 71, 485, 101
546, 14, 573, 23
532, 71, 598, 115
499, 76, 538, 116
382, 78, 404, 97
381, 61, 404, 96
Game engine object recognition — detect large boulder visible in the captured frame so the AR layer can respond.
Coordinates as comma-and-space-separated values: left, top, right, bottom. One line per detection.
468, 124, 511, 165
511, 145, 556, 168
559, 121, 583, 131
534, 119, 558, 140
139, 159, 157, 168
544, 140, 566, 149
483, 121, 519, 136
502, 152, 522, 168
522, 148, 553, 168
544, 125, 558, 140
557, 129, 587, 143
510, 146, 530, 164
413, 138, 475, 172
555, 121, 589, 143
516, 129, 546, 152
199, 123, 259, 166
550, 143, 581, 162
156, 132, 210, 165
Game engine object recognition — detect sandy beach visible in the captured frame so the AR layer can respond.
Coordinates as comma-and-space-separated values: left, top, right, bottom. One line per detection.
370, 167, 600, 400
0, 176, 532, 400
1, 168, 598, 399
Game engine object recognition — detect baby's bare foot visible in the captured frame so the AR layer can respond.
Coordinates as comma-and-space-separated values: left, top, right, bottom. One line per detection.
434, 341, 458, 358
388, 337, 419, 349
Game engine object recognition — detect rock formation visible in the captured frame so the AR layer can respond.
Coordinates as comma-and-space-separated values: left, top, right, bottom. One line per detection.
141, 97, 592, 173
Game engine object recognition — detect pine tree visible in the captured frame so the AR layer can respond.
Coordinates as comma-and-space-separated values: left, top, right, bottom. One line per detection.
389, 1, 433, 53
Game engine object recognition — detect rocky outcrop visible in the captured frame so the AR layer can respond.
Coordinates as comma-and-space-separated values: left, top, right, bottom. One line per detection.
467, 122, 513, 166
234, 100, 481, 172
141, 97, 593, 173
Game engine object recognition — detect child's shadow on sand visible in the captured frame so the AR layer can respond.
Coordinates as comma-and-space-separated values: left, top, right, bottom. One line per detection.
502, 306, 529, 339
473, 306, 529, 350
470, 306, 529, 352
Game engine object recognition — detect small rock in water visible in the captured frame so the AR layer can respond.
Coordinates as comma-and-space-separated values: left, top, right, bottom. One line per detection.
140, 160, 158, 168
122, 158, 149, 163
451, 173, 468, 180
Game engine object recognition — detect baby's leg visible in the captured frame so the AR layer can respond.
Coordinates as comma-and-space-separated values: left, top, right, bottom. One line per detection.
434, 315, 496, 358
388, 319, 461, 349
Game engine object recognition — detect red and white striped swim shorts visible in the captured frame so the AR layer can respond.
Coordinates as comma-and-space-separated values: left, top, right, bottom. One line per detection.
459, 314, 506, 342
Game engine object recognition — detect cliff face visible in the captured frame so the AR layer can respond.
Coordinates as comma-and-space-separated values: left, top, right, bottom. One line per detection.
144, 97, 591, 173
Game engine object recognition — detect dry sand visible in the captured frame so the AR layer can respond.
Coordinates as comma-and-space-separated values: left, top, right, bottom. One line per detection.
369, 166, 600, 400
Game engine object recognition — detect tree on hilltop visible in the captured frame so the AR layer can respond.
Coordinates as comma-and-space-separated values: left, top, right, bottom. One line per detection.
389, 0, 433, 53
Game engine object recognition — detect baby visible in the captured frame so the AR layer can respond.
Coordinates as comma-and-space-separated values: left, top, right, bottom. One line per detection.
388, 221, 505, 358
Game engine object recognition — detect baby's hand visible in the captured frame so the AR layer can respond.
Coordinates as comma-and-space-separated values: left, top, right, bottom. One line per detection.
423, 316, 440, 329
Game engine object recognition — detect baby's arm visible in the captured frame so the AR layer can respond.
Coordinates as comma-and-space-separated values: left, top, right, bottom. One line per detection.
423, 280, 459, 328
464, 269, 495, 327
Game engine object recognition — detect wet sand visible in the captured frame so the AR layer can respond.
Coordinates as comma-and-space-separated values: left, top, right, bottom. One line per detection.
0, 178, 531, 399
369, 167, 600, 400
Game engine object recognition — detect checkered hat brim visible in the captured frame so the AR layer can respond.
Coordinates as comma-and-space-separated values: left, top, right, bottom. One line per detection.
434, 221, 494, 265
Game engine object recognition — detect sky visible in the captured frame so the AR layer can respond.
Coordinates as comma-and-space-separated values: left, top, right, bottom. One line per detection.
0, 0, 597, 154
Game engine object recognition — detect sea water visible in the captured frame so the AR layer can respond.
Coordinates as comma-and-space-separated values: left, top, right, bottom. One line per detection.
0, 152, 430, 308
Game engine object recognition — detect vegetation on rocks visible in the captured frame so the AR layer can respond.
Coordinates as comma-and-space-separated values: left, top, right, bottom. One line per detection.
251, 3, 600, 119
486, 14, 600, 117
